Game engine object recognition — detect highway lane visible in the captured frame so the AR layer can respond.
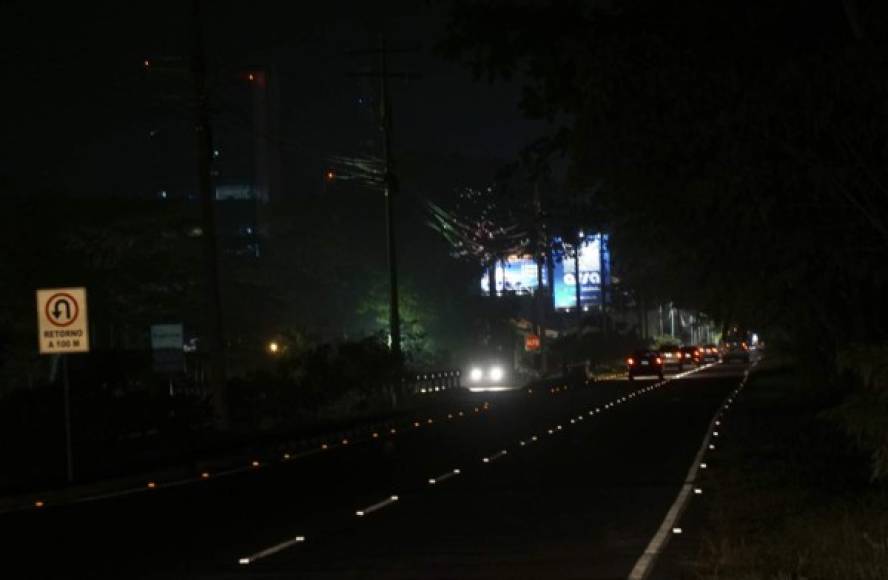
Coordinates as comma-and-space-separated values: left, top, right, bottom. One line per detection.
2, 364, 744, 579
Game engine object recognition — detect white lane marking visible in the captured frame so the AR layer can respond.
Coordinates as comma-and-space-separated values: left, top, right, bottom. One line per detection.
428, 468, 461, 485
628, 482, 694, 580
627, 367, 746, 580
238, 534, 305, 565
356, 495, 399, 517
482, 450, 508, 464
221, 362, 724, 569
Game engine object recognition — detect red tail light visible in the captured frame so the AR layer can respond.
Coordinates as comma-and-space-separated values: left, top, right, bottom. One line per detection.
627, 357, 635, 365
656, 357, 663, 365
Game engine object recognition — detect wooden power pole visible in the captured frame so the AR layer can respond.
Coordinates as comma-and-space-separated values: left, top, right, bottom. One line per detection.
190, 0, 228, 428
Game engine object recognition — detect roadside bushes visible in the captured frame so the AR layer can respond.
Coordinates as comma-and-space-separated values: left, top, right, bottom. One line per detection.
826, 343, 888, 482
547, 331, 640, 370
691, 363, 887, 580
228, 336, 400, 431
0, 377, 213, 493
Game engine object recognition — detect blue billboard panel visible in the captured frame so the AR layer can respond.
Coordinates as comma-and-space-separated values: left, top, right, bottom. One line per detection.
480, 255, 542, 296
553, 234, 609, 310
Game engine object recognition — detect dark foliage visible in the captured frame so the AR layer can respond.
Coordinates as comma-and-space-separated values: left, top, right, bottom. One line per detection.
442, 0, 888, 359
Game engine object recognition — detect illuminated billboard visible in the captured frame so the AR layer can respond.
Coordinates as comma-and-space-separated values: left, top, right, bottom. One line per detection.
478, 233, 610, 310
553, 234, 610, 310
480, 255, 542, 296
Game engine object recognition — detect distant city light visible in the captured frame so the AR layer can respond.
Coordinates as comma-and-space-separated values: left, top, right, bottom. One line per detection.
268, 341, 280, 354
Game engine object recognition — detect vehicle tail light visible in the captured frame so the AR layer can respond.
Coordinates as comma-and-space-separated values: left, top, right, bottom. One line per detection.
656, 357, 663, 365
684, 353, 691, 358
627, 357, 635, 365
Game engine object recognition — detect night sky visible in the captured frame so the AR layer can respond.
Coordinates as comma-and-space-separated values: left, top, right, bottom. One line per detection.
1, 1, 546, 198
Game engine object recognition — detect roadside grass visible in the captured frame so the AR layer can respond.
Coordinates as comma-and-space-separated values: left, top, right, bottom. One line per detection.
686, 364, 888, 580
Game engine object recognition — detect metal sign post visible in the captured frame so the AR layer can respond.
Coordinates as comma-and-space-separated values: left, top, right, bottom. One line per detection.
36, 287, 90, 484
62, 354, 73, 483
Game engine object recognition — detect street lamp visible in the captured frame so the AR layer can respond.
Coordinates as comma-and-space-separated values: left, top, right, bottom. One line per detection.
267, 340, 280, 355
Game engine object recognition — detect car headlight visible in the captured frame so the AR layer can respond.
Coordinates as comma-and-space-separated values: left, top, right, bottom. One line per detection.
469, 367, 483, 382
489, 366, 504, 382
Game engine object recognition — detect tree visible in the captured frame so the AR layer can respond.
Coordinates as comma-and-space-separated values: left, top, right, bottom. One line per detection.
0, 192, 204, 393
441, 0, 888, 366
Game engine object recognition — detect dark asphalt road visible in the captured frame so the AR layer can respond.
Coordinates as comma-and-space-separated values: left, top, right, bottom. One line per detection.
3, 364, 744, 580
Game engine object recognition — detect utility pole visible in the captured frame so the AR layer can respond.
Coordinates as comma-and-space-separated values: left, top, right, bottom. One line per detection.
379, 35, 402, 362
533, 182, 547, 374
639, 293, 648, 341
599, 234, 608, 335
574, 232, 583, 327
190, 0, 228, 427
347, 37, 419, 363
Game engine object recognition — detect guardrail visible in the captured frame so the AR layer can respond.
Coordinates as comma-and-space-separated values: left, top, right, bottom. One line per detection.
403, 370, 461, 395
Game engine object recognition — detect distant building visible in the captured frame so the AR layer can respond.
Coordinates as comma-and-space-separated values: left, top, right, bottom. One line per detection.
248, 68, 282, 205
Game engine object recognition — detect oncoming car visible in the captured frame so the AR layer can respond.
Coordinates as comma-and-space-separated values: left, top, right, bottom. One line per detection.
464, 361, 515, 392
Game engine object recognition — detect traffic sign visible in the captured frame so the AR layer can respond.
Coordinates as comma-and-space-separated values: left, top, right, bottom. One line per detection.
525, 334, 541, 351
36, 287, 90, 354
151, 323, 184, 373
